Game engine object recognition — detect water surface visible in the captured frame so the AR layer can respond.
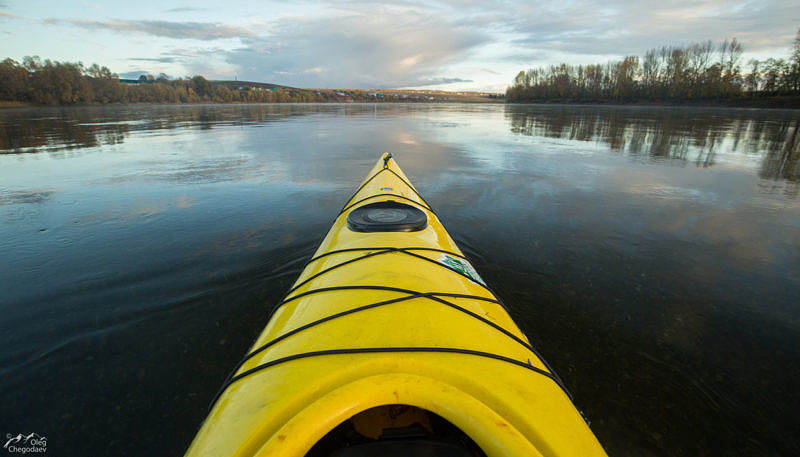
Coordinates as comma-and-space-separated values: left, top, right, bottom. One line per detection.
1, 103, 798, 456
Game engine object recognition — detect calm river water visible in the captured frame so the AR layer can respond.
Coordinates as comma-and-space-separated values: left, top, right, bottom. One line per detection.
1, 103, 798, 456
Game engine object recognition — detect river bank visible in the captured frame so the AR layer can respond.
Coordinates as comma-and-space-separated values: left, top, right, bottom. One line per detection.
3, 96, 798, 109
507, 95, 800, 109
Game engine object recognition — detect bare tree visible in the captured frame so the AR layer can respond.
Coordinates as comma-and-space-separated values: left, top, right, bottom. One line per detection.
688, 41, 714, 81
719, 38, 744, 78
791, 28, 800, 91
642, 48, 660, 92
746, 59, 761, 93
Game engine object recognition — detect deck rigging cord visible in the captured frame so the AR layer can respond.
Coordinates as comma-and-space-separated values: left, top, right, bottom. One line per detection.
210, 249, 574, 412
207, 153, 586, 425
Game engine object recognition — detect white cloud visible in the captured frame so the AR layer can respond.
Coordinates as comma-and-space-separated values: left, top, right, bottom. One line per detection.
497, 0, 799, 57
222, 9, 489, 87
45, 18, 252, 41
0, 10, 26, 20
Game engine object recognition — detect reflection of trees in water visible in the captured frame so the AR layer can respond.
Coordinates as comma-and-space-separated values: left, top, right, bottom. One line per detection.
0, 108, 129, 153
756, 118, 799, 197
506, 105, 800, 184
0, 104, 382, 156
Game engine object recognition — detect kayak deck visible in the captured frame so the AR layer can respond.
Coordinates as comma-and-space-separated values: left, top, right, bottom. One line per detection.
184, 153, 607, 457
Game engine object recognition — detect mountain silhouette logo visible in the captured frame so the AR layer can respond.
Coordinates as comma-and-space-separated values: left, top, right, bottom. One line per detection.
4, 433, 46, 450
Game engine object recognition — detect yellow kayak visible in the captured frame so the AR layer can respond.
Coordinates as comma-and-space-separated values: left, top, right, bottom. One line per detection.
185, 153, 607, 457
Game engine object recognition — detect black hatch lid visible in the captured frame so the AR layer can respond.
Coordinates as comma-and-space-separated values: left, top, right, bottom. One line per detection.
347, 201, 427, 232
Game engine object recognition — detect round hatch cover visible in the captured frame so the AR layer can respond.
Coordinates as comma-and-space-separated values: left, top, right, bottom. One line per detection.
347, 201, 427, 232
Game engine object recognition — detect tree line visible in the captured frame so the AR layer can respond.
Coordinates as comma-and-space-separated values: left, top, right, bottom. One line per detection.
0, 56, 399, 105
507, 31, 800, 104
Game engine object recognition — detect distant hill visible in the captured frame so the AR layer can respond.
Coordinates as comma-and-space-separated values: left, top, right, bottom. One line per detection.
94, 74, 504, 103
212, 80, 296, 91
117, 78, 295, 90
212, 82, 503, 102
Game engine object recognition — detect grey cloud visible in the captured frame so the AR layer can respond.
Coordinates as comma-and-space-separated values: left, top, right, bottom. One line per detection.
44, 18, 252, 41
402, 77, 474, 87
223, 10, 490, 87
118, 71, 149, 79
323, 0, 431, 8
118, 70, 177, 79
469, 0, 800, 59
164, 7, 205, 13
0, 10, 23, 19
122, 47, 228, 77
128, 57, 178, 63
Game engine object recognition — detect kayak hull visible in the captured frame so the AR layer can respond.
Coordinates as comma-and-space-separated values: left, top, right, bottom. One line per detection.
184, 153, 607, 457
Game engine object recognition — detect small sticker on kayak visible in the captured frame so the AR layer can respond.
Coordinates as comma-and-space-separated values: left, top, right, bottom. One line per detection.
437, 254, 485, 286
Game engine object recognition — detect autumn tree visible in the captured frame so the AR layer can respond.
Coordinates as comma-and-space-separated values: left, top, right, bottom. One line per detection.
0, 58, 28, 101
614, 56, 639, 99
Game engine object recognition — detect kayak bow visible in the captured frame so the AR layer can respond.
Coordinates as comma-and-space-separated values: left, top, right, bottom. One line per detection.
185, 153, 607, 457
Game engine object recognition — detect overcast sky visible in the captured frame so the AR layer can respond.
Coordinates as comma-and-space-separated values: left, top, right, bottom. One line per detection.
1, 0, 798, 92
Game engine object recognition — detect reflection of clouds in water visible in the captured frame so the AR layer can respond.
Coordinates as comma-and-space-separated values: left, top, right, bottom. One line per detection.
431, 158, 800, 363
0, 189, 60, 224
130, 194, 195, 217
101, 157, 273, 186
394, 132, 420, 145
641, 205, 787, 266
148, 158, 263, 185
432, 147, 798, 297
609, 166, 799, 268
176, 195, 192, 209
623, 183, 720, 205
70, 194, 197, 226
0, 189, 57, 206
